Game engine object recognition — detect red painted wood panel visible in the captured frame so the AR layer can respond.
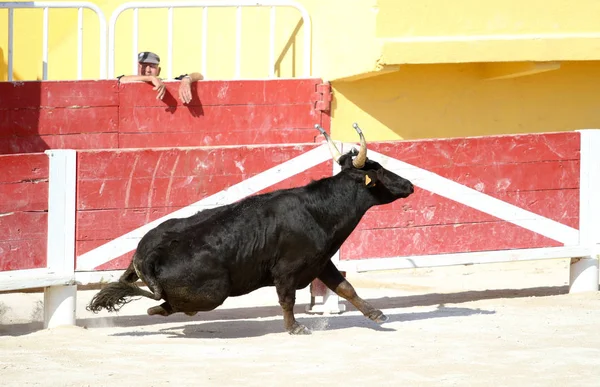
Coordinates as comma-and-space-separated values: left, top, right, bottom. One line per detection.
75, 145, 329, 267
0, 80, 118, 108
118, 78, 322, 107
0, 133, 119, 155
373, 131, 580, 167
0, 154, 49, 183
0, 153, 49, 213
339, 132, 580, 261
340, 221, 563, 260
0, 106, 118, 136
118, 129, 322, 148
0, 212, 47, 241
0, 153, 48, 271
118, 104, 320, 133
0, 239, 47, 271
0, 78, 328, 155
0, 182, 48, 213
360, 188, 579, 231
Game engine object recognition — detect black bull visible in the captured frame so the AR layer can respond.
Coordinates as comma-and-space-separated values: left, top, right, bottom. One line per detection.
88, 124, 415, 334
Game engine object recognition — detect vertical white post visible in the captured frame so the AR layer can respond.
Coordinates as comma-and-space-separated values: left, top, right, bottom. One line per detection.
571, 130, 600, 293
306, 139, 346, 315
44, 150, 77, 329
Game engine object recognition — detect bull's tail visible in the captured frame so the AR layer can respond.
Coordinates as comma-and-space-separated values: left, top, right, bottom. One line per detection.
87, 253, 162, 313
86, 281, 151, 313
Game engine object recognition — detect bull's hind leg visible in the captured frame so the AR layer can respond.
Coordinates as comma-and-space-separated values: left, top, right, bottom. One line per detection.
317, 260, 388, 323
274, 280, 311, 335
148, 302, 175, 316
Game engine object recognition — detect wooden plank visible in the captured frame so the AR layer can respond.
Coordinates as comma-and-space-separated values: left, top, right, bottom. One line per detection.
0, 133, 119, 155
0, 181, 48, 212
0, 153, 48, 183
340, 221, 563, 260
0, 239, 47, 271
361, 189, 579, 229
0, 268, 74, 292
77, 145, 319, 180
371, 131, 580, 167
118, 78, 322, 107
118, 128, 322, 148
118, 104, 320, 133
75, 165, 332, 241
76, 208, 174, 241
0, 80, 118, 109
339, 246, 594, 273
0, 106, 118, 136
0, 212, 47, 241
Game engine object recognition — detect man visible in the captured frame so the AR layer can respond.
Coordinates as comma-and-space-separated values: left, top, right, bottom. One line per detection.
117, 51, 204, 104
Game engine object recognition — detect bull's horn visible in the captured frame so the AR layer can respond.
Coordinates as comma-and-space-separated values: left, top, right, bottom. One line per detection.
352, 123, 367, 168
315, 124, 342, 163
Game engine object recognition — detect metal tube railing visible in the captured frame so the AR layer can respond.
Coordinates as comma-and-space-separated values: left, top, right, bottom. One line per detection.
108, 0, 312, 79
0, 1, 108, 80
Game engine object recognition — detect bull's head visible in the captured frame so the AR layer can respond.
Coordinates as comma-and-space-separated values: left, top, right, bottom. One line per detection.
315, 123, 414, 203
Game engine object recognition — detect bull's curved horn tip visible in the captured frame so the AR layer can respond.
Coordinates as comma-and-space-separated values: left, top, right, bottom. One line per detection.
352, 122, 363, 134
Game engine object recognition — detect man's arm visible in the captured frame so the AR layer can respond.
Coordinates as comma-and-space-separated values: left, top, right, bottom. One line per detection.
177, 72, 204, 104
118, 75, 166, 100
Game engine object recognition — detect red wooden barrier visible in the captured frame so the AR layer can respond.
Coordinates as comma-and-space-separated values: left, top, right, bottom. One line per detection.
0, 78, 331, 154
75, 144, 333, 271
340, 132, 580, 261
0, 153, 49, 271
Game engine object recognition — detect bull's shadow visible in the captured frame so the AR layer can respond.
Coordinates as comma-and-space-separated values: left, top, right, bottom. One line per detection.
109, 304, 494, 339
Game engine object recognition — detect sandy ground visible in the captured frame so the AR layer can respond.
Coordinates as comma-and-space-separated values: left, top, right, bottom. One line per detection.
1, 258, 600, 386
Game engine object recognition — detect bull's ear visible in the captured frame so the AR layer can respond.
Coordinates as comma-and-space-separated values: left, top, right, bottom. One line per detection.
365, 170, 378, 187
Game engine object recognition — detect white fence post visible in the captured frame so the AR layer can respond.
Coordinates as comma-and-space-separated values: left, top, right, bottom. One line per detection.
570, 130, 600, 293
43, 150, 78, 328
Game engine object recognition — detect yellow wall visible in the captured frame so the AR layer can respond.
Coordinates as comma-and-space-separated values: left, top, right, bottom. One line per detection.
3, 0, 600, 141
331, 61, 600, 141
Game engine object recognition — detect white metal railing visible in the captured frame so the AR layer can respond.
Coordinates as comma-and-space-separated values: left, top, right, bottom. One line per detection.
0, 1, 107, 81
108, 1, 312, 79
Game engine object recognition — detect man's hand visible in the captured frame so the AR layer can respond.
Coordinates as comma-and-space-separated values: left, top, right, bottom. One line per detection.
178, 76, 193, 104
150, 76, 166, 100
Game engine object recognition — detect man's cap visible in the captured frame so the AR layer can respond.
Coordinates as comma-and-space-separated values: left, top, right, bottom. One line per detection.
138, 51, 160, 65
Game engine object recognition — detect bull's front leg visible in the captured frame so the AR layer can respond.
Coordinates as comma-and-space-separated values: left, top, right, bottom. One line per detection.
274, 281, 311, 335
317, 260, 388, 324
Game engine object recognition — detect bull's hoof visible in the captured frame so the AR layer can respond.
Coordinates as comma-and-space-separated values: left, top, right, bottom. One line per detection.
288, 323, 312, 335
147, 306, 170, 316
184, 311, 198, 316
368, 310, 389, 324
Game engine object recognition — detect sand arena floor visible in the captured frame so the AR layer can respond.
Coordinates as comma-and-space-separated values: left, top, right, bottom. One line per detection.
1, 259, 599, 387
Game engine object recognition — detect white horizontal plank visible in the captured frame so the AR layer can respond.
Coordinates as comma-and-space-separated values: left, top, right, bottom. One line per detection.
0, 268, 75, 292
338, 246, 598, 273
75, 270, 124, 285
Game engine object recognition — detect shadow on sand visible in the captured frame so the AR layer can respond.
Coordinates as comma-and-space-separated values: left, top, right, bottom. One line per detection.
0, 285, 568, 338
